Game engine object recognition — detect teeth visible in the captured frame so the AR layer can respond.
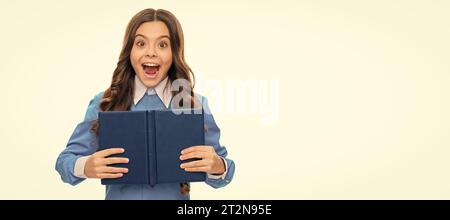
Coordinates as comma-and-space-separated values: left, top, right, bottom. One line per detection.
142, 63, 159, 67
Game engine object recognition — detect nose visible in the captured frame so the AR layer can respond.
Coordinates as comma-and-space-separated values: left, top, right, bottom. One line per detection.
145, 45, 157, 58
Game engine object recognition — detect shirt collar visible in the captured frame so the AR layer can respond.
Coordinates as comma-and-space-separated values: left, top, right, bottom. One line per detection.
133, 76, 172, 108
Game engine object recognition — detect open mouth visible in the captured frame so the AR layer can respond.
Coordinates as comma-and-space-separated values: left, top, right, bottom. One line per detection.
142, 63, 160, 78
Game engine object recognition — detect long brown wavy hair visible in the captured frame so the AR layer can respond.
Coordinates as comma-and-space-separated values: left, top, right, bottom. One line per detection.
91, 8, 196, 195
92, 8, 196, 134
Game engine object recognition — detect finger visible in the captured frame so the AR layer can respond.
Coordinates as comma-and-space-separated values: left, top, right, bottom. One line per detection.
97, 148, 124, 158
103, 157, 129, 165
184, 167, 209, 172
181, 146, 209, 155
180, 151, 207, 160
180, 160, 208, 169
99, 166, 128, 174
98, 173, 124, 179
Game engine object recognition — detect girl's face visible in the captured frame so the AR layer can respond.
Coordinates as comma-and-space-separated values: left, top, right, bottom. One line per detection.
131, 21, 173, 88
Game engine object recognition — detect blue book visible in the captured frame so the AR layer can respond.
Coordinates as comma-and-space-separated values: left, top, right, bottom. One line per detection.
98, 110, 206, 185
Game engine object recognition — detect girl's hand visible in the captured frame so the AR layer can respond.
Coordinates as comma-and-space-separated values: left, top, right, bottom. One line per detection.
180, 146, 225, 175
84, 148, 129, 179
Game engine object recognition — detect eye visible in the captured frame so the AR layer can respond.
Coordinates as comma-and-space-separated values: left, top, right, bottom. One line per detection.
136, 40, 145, 47
158, 41, 169, 48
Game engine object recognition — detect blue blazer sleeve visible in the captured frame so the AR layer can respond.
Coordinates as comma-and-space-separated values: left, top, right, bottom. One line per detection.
55, 92, 103, 185
201, 96, 236, 188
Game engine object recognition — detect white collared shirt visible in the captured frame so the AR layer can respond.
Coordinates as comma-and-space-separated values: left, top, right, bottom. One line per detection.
133, 75, 172, 108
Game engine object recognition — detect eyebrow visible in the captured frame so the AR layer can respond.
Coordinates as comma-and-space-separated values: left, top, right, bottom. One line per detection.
135, 34, 170, 40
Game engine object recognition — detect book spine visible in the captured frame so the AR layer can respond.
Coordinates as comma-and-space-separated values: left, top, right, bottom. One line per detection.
144, 111, 149, 185
149, 111, 157, 186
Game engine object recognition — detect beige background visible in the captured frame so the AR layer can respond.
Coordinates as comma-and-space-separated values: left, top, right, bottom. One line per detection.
1, 0, 450, 199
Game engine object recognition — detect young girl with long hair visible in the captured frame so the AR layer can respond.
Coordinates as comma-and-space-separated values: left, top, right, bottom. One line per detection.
56, 8, 235, 200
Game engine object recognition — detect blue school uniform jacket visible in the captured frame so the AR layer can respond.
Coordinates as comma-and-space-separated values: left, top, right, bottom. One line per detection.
55, 84, 235, 199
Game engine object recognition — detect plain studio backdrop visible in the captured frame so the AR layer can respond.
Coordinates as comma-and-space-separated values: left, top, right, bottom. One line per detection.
1, 0, 450, 199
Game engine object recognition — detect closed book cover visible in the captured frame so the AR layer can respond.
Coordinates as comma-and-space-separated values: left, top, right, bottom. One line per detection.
98, 111, 149, 185
98, 110, 206, 185
155, 110, 206, 184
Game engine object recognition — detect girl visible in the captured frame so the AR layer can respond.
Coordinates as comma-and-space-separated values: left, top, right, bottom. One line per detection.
55, 8, 235, 200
